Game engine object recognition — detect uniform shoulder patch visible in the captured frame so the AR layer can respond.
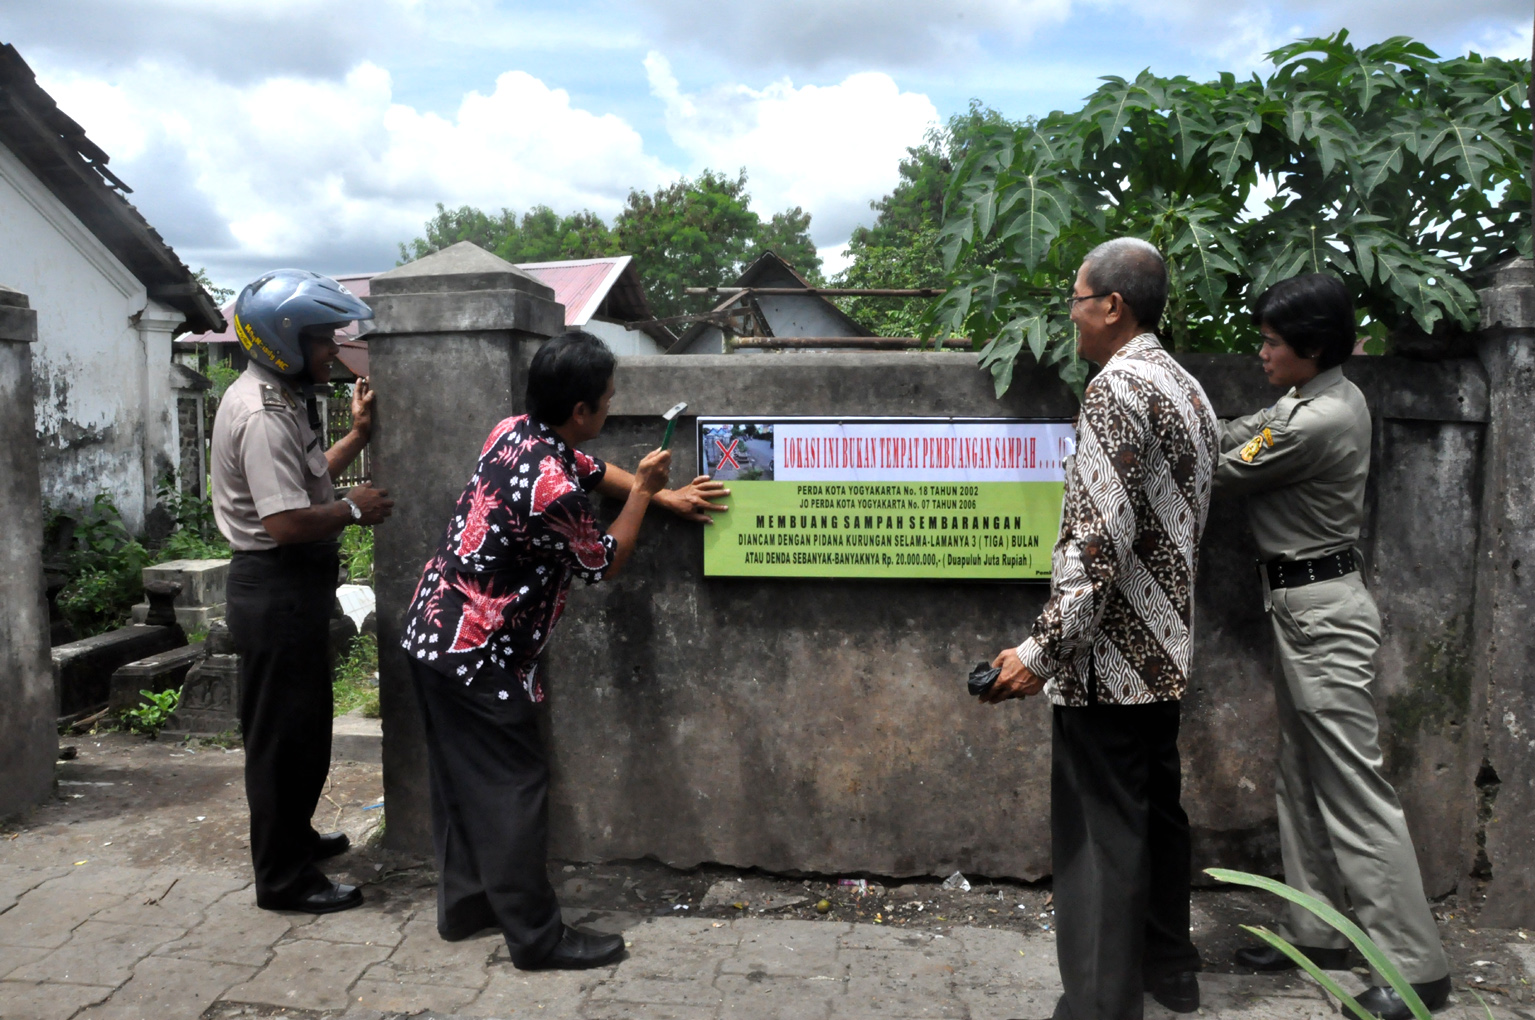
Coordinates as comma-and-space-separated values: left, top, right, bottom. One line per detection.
1239, 427, 1273, 463
259, 384, 291, 410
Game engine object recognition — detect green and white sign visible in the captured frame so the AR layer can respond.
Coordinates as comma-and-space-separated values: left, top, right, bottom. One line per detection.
698, 417, 1075, 580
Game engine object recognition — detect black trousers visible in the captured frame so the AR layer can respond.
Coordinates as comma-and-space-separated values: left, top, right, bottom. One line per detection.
1052, 701, 1201, 1020
226, 545, 338, 905
410, 659, 563, 967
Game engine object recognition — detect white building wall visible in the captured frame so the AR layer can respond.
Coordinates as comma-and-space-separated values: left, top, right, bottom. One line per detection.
0, 143, 184, 533
582, 318, 667, 356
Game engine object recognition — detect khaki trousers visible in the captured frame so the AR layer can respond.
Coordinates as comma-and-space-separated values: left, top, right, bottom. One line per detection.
1268, 572, 1449, 984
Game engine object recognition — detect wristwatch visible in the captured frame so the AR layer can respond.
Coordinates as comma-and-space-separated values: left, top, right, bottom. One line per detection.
342, 497, 363, 521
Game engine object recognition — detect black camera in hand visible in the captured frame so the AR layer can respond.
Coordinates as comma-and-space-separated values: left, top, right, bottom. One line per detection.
967, 662, 1001, 697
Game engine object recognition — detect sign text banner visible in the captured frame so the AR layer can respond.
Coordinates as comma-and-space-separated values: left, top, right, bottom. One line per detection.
699, 418, 1074, 580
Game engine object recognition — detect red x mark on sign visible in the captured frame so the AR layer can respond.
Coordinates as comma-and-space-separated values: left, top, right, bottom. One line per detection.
714, 438, 741, 469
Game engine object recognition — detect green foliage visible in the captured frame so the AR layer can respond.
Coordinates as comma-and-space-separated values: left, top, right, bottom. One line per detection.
153, 477, 231, 563
333, 634, 380, 718
193, 267, 234, 306
123, 687, 181, 736
399, 170, 822, 322
1207, 868, 1431, 1020
49, 494, 151, 636
836, 104, 1024, 335
205, 360, 241, 399
932, 32, 1532, 395
398, 203, 621, 266
340, 525, 374, 585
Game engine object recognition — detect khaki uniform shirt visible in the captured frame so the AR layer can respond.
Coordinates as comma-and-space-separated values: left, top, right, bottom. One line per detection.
1212, 366, 1370, 561
211, 363, 335, 551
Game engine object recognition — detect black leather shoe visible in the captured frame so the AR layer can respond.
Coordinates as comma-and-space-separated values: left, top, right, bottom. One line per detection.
1146, 971, 1200, 1013
262, 881, 363, 914
1354, 975, 1452, 1019
313, 831, 350, 861
1234, 943, 1350, 972
523, 925, 625, 970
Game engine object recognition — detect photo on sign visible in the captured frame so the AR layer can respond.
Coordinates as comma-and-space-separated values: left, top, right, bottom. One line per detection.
702, 422, 774, 481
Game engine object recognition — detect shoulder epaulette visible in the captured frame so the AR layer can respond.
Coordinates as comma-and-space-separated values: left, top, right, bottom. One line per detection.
259, 384, 294, 410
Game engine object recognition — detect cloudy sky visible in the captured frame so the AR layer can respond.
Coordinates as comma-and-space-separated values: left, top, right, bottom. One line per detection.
3, 0, 1529, 294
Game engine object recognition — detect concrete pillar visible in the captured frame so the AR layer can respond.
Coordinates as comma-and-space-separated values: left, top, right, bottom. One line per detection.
1469, 258, 1535, 925
366, 242, 565, 853
0, 284, 56, 817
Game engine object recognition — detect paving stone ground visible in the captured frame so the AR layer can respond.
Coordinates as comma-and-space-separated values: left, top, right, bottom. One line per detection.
2, 733, 1532, 1020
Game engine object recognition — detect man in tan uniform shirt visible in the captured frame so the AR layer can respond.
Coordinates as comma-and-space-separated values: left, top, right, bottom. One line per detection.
1215, 274, 1450, 1019
212, 270, 393, 914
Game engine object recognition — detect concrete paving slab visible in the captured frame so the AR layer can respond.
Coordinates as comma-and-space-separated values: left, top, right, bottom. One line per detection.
588, 1004, 721, 1020
462, 967, 593, 1018
222, 938, 392, 1011
32, 865, 158, 898
72, 956, 255, 1020
360, 917, 496, 988
350, 976, 480, 1014
0, 887, 127, 948
0, 944, 51, 980
0, 867, 71, 915
0, 979, 116, 1020
6, 919, 183, 986
301, 901, 413, 947
90, 871, 246, 930
840, 971, 967, 1018
150, 890, 294, 967
589, 970, 733, 1008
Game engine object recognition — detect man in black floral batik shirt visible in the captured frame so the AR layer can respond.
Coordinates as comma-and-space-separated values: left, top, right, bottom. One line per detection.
403, 331, 726, 971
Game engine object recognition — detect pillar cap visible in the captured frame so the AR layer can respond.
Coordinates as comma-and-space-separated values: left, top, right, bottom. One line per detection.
0, 283, 36, 342
370, 241, 555, 300
1478, 257, 1535, 331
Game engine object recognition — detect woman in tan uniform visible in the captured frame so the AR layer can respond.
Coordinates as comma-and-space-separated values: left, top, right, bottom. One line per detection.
1214, 274, 1451, 1019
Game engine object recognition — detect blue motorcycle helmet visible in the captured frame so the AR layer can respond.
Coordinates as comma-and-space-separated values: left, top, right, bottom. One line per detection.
232, 269, 373, 377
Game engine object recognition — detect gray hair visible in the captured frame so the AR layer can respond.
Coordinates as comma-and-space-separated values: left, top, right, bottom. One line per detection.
1081, 237, 1168, 330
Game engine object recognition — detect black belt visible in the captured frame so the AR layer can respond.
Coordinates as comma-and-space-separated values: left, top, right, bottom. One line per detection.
1263, 550, 1357, 589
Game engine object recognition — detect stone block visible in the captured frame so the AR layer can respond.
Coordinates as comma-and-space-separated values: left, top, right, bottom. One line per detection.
333, 709, 382, 764
51, 625, 186, 719
129, 558, 228, 630
160, 654, 240, 737
108, 642, 204, 713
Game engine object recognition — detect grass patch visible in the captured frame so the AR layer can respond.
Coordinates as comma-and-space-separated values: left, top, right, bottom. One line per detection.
334, 633, 380, 718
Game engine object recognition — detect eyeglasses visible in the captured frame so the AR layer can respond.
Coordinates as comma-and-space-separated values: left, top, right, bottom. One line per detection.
1064, 292, 1111, 308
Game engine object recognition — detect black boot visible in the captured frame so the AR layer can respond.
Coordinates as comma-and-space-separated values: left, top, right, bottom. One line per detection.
1146, 971, 1200, 1013
1234, 943, 1350, 972
522, 925, 626, 970
1354, 975, 1452, 1019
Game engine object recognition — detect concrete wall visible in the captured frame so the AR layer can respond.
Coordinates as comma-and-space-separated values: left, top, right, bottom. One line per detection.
0, 286, 58, 817
0, 143, 185, 532
370, 245, 1535, 924
530, 352, 1486, 896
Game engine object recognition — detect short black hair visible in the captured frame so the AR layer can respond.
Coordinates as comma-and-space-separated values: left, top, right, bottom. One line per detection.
1252, 274, 1356, 371
526, 330, 616, 427
1081, 238, 1168, 330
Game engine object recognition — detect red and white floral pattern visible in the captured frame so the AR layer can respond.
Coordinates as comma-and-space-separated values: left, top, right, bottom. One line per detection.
401, 415, 613, 702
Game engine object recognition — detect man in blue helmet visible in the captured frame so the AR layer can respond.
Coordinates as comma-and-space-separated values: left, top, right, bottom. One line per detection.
212, 269, 394, 913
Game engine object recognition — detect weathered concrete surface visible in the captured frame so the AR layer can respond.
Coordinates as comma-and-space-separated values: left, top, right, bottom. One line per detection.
50, 625, 186, 718
0, 284, 54, 819
367, 242, 563, 854
529, 352, 1488, 892
365, 251, 1508, 901
1468, 259, 1535, 927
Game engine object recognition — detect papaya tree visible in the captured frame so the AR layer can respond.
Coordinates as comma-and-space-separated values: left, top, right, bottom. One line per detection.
927, 32, 1532, 395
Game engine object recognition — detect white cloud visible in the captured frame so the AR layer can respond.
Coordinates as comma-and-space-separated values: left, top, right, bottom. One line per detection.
39, 60, 676, 289
645, 53, 939, 247
635, 0, 1073, 70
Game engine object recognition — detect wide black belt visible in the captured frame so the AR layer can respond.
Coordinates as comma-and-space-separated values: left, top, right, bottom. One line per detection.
1263, 550, 1357, 589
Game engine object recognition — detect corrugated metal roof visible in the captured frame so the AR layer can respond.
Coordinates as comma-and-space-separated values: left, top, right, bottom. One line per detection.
518, 257, 631, 326
182, 259, 674, 351
0, 44, 224, 334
